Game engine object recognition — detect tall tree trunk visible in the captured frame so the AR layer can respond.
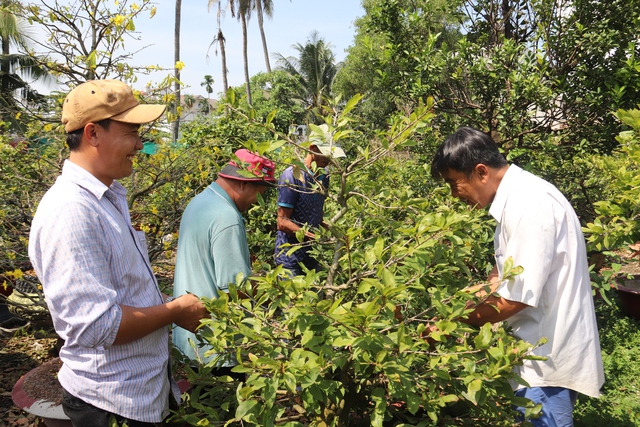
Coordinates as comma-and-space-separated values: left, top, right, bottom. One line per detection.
256, 1, 271, 73
218, 28, 228, 94
173, 0, 181, 144
241, 13, 252, 105
502, 0, 513, 40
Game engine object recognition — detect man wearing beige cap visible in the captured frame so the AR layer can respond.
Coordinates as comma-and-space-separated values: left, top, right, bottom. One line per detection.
28, 80, 209, 427
275, 125, 346, 276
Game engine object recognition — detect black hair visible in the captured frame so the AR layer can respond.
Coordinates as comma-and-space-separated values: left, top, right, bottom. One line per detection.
66, 118, 112, 151
431, 127, 508, 179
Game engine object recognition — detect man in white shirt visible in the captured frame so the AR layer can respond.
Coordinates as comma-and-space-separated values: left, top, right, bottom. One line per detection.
430, 126, 604, 427
29, 80, 209, 427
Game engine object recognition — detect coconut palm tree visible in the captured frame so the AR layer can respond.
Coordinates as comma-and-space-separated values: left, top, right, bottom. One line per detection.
201, 74, 214, 99
229, 0, 253, 105
254, 0, 273, 73
274, 31, 341, 118
207, 0, 229, 95
0, 0, 52, 132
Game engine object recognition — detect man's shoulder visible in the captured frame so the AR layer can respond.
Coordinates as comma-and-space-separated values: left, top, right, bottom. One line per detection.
278, 166, 299, 183
36, 179, 96, 216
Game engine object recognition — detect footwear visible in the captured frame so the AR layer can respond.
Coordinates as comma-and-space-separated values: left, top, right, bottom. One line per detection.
0, 314, 30, 336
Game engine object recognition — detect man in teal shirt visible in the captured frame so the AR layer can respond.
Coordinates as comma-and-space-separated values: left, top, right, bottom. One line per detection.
172, 149, 276, 374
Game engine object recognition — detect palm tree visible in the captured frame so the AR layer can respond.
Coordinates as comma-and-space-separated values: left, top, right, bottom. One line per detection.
201, 74, 214, 99
229, 0, 253, 105
207, 0, 229, 95
172, 0, 182, 143
274, 31, 341, 118
0, 0, 52, 132
254, 0, 273, 73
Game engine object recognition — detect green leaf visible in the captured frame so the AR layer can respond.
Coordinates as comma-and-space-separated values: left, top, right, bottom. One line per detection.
236, 399, 259, 420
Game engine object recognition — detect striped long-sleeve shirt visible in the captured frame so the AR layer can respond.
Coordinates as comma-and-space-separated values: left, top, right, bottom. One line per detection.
28, 160, 178, 423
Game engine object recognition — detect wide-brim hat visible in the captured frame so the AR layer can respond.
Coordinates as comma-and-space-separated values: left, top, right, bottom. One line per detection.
62, 79, 166, 133
218, 149, 277, 184
308, 123, 346, 158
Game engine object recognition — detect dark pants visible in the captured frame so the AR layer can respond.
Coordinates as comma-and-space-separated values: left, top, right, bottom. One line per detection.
62, 388, 165, 427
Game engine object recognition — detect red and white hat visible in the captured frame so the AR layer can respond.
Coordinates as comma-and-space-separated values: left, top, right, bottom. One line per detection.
218, 149, 276, 184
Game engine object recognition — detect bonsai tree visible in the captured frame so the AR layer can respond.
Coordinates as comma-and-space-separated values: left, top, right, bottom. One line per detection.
171, 96, 541, 426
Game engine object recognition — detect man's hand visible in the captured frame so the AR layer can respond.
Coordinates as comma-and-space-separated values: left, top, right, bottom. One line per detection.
169, 294, 210, 333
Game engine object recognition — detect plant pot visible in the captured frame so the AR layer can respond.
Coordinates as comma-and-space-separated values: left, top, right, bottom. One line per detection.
12, 357, 193, 427
11, 357, 72, 427
615, 275, 640, 319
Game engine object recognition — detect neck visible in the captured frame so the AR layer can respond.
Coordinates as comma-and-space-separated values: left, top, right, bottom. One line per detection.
69, 151, 113, 187
215, 177, 242, 211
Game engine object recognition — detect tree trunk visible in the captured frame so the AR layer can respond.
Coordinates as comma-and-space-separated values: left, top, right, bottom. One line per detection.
218, 29, 228, 94
502, 0, 513, 40
173, 0, 182, 144
241, 13, 252, 105
256, 2, 271, 73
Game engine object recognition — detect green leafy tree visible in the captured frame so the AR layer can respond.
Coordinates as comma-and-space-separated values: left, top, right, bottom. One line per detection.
334, 0, 640, 224
170, 96, 541, 427
0, 0, 52, 132
201, 74, 215, 99
228, 70, 306, 133
274, 31, 342, 122
584, 109, 640, 252
22, 0, 161, 86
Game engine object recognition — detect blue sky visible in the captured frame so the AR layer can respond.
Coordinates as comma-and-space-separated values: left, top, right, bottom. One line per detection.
130, 1, 365, 98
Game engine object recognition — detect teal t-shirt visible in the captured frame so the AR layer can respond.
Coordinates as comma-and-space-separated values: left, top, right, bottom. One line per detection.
172, 182, 251, 364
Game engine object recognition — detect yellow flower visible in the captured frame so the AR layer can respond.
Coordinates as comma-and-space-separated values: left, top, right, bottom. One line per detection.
113, 15, 125, 26
6, 269, 24, 280
175, 61, 185, 71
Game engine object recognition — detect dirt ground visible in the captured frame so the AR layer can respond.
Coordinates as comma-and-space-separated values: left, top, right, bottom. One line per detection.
0, 331, 59, 427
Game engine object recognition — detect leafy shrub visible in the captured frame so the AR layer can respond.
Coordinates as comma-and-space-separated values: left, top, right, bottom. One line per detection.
171, 96, 539, 426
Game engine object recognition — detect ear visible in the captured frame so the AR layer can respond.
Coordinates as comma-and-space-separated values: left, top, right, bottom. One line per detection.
83, 123, 100, 147
476, 164, 490, 183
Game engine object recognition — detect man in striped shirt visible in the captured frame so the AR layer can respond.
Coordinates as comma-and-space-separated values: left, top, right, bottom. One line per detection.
29, 80, 209, 427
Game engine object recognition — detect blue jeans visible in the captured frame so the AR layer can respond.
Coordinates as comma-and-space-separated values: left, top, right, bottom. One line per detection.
515, 387, 578, 427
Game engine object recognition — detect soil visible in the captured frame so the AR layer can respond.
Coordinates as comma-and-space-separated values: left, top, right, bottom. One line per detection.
22, 357, 64, 407
0, 331, 59, 427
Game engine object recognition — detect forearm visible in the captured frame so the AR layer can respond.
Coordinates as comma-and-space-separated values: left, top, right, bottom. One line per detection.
113, 302, 177, 345
277, 216, 314, 239
461, 295, 528, 326
114, 294, 208, 344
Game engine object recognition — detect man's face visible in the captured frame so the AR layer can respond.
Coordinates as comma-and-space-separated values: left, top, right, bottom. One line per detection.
441, 166, 491, 209
310, 145, 330, 168
93, 121, 143, 186
237, 183, 270, 212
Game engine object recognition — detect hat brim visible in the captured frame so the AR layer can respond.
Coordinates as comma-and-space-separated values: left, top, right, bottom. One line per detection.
315, 144, 346, 158
218, 164, 277, 185
111, 104, 166, 125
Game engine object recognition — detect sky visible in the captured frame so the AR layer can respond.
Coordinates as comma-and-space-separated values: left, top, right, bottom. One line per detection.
127, 1, 365, 98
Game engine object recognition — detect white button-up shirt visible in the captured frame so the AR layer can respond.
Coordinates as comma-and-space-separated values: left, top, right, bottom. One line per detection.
29, 160, 178, 422
489, 165, 604, 397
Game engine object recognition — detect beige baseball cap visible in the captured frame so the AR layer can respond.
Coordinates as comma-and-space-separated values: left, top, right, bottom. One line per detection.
62, 79, 166, 133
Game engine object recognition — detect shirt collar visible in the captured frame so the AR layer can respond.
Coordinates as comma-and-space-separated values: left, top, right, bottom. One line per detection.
488, 164, 521, 223
61, 159, 127, 200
